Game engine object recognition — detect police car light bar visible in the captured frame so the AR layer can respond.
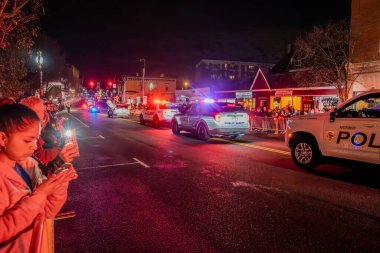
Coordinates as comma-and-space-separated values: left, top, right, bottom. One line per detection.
204, 98, 215, 103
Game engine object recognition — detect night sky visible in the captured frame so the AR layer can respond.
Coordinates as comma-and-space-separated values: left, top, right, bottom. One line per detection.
40, 0, 351, 82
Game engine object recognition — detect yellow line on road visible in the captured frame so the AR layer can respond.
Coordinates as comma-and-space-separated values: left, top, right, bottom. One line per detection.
121, 118, 140, 123
211, 138, 291, 155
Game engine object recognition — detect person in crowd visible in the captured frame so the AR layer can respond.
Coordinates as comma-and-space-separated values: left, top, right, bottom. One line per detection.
20, 96, 79, 175
0, 103, 77, 252
0, 97, 16, 107
66, 102, 71, 113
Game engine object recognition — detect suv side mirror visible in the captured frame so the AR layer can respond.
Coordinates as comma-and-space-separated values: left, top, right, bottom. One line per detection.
329, 111, 336, 122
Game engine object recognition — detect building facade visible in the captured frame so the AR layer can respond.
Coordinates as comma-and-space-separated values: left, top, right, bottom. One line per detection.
66, 65, 81, 94
122, 76, 176, 104
214, 67, 339, 114
194, 59, 274, 85
350, 0, 380, 93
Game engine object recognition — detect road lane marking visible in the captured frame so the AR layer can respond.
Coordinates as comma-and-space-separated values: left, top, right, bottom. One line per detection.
211, 137, 291, 155
133, 158, 150, 168
99, 135, 105, 139
76, 162, 140, 171
232, 181, 288, 193
68, 114, 90, 128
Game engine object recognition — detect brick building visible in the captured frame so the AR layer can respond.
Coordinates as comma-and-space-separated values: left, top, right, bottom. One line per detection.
350, 0, 380, 93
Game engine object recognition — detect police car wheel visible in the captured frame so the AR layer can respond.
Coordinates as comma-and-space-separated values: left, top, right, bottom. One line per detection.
291, 137, 320, 170
153, 116, 159, 128
140, 114, 145, 125
197, 123, 210, 141
172, 121, 180, 134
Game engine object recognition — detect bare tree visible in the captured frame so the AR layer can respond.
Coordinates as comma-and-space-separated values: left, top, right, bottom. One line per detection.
0, 0, 44, 48
293, 20, 361, 102
0, 0, 44, 98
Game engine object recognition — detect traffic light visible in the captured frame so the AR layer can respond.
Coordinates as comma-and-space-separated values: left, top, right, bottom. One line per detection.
89, 81, 94, 88
108, 81, 112, 88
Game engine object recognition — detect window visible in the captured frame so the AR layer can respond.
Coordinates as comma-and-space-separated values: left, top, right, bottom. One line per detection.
339, 93, 380, 118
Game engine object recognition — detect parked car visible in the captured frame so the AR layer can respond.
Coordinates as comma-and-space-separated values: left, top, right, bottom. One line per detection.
171, 99, 250, 140
108, 104, 130, 118
286, 90, 380, 169
140, 101, 179, 127
88, 104, 100, 113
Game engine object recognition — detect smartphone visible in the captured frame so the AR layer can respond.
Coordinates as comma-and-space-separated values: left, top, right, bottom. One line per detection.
55, 163, 73, 175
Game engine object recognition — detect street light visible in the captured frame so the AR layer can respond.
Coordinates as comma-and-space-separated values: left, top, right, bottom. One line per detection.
140, 58, 146, 104
35, 50, 43, 97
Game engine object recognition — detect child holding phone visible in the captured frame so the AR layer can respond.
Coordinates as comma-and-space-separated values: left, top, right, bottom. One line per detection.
0, 103, 78, 252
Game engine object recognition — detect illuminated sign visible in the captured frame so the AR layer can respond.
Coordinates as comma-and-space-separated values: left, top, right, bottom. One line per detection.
236, 91, 252, 98
275, 90, 293, 97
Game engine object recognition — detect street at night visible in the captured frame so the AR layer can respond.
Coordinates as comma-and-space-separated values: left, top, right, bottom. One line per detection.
54, 109, 380, 252
1, 0, 380, 252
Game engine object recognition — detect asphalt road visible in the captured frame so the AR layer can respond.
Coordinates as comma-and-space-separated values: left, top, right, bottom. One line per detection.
54, 109, 380, 253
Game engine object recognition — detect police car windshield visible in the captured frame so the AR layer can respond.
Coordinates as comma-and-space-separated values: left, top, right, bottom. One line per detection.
203, 102, 244, 114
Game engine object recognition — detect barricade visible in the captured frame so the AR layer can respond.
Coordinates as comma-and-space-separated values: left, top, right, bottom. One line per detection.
250, 116, 287, 134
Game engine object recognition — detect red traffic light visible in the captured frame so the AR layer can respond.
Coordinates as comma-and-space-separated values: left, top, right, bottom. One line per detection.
89, 81, 94, 87
108, 81, 112, 87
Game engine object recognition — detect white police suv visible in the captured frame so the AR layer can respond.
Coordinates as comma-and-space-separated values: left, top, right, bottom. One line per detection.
140, 101, 179, 127
171, 99, 250, 141
286, 90, 380, 169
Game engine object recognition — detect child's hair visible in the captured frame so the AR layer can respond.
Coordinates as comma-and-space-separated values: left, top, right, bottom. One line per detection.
0, 103, 40, 135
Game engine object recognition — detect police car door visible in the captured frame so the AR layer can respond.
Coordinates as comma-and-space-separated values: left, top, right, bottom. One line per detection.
179, 104, 193, 130
188, 103, 202, 130
145, 104, 155, 121
323, 93, 380, 164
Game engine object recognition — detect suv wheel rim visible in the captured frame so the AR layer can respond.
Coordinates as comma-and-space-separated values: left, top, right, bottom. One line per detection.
199, 125, 206, 138
295, 142, 312, 164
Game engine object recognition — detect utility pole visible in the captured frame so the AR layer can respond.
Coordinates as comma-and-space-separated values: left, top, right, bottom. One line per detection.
140, 58, 146, 104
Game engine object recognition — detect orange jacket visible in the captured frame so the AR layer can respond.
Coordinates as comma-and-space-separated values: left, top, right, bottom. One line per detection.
0, 159, 67, 253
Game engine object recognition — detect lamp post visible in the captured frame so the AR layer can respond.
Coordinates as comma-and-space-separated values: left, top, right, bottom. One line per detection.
35, 50, 43, 97
139, 58, 145, 104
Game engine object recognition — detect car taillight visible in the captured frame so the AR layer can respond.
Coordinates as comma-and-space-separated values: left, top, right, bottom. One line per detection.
214, 113, 221, 122
83, 104, 87, 108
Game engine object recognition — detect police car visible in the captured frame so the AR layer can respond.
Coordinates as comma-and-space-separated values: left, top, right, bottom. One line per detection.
286, 90, 380, 169
171, 99, 250, 141
140, 101, 179, 127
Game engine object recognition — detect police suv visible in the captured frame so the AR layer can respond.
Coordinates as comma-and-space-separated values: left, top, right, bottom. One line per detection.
140, 101, 179, 127
171, 99, 250, 141
286, 90, 380, 169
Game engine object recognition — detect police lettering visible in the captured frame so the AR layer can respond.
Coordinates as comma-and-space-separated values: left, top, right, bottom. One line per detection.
337, 131, 379, 148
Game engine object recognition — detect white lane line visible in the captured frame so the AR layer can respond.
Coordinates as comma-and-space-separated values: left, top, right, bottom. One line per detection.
98, 135, 105, 139
133, 158, 150, 168
69, 114, 90, 128
76, 162, 139, 171
231, 181, 287, 193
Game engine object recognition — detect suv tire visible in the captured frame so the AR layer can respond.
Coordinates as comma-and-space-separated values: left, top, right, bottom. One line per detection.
172, 120, 180, 134
291, 137, 320, 170
153, 116, 160, 128
140, 114, 145, 125
197, 123, 210, 141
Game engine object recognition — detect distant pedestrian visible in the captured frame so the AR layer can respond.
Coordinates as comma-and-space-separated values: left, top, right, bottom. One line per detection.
66, 103, 71, 113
